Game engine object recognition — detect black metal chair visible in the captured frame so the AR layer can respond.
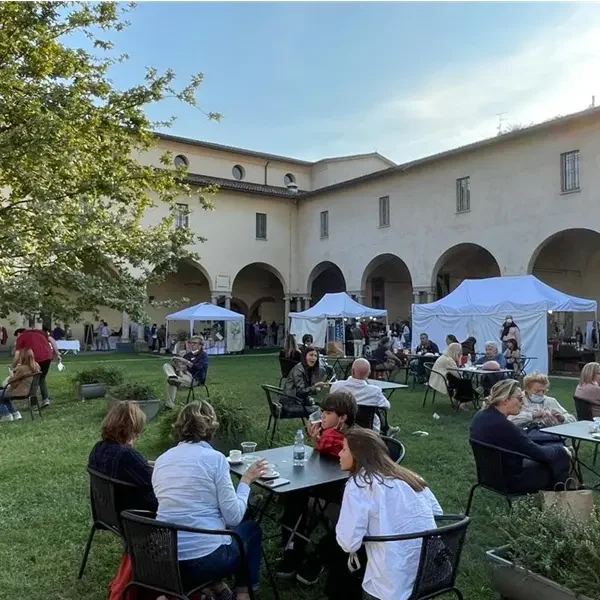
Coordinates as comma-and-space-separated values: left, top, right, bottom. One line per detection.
261, 384, 312, 447
381, 435, 406, 464
278, 357, 299, 387
363, 515, 471, 600
573, 396, 598, 464
120, 510, 277, 600
78, 467, 141, 579
185, 377, 210, 403
422, 364, 448, 407
465, 439, 552, 515
3, 372, 42, 420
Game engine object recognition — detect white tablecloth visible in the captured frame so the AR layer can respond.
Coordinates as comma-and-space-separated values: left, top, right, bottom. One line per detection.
56, 340, 81, 352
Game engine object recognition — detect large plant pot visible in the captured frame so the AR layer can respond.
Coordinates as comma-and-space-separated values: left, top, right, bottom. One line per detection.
79, 383, 107, 400
486, 546, 593, 600
134, 399, 161, 421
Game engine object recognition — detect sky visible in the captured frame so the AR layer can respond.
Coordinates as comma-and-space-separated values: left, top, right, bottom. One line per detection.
91, 1, 600, 164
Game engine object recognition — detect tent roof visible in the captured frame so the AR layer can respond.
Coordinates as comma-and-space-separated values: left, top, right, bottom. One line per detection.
166, 302, 244, 322
289, 292, 387, 320
413, 275, 597, 316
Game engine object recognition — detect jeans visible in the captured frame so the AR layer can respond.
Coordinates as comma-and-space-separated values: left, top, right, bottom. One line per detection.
0, 388, 16, 417
38, 359, 52, 401
179, 520, 262, 591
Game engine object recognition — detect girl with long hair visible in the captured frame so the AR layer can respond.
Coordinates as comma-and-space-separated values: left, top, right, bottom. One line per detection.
334, 428, 442, 600
500, 316, 521, 351
0, 347, 40, 422
283, 346, 329, 408
280, 333, 301, 362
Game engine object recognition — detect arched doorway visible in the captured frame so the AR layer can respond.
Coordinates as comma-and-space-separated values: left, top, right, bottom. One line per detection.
529, 228, 600, 339
146, 259, 212, 324
231, 263, 286, 325
308, 261, 346, 304
432, 243, 500, 298
361, 254, 413, 320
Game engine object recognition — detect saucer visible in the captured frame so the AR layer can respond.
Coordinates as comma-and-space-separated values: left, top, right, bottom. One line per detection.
260, 471, 280, 480
227, 457, 244, 465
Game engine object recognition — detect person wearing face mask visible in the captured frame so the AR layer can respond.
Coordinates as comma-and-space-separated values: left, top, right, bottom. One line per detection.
508, 372, 575, 443
500, 316, 521, 352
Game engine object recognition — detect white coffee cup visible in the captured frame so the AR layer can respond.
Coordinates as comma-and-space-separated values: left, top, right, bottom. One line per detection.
229, 450, 242, 462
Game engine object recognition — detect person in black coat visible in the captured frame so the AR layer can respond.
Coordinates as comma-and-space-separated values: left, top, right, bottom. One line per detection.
470, 379, 571, 493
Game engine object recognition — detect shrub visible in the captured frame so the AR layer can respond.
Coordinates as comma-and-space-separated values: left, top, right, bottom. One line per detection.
110, 381, 156, 403
71, 366, 124, 387
495, 498, 600, 596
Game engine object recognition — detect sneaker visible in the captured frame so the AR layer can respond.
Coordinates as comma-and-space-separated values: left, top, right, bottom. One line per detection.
296, 554, 324, 586
386, 426, 400, 437
275, 550, 299, 579
41, 399, 50, 408
11, 411, 22, 421
0, 414, 14, 423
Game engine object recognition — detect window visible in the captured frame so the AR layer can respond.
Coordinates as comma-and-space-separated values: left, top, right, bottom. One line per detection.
378, 195, 390, 227
456, 177, 470, 213
175, 203, 189, 229
320, 210, 329, 239
284, 173, 296, 186
561, 150, 580, 193
232, 164, 245, 180
174, 154, 189, 167
256, 212, 267, 240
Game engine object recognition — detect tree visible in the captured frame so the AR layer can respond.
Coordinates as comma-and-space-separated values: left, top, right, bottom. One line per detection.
0, 2, 220, 325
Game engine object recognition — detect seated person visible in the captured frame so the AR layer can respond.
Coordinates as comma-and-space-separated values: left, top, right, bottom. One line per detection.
371, 337, 404, 374
504, 338, 522, 375
0, 347, 40, 422
328, 428, 443, 600
299, 333, 313, 351
279, 333, 302, 363
574, 362, 600, 418
429, 343, 474, 405
445, 334, 458, 346
461, 336, 477, 360
470, 379, 571, 493
88, 401, 157, 512
283, 346, 329, 413
162, 337, 208, 409
152, 402, 267, 600
331, 358, 397, 434
476, 341, 507, 368
276, 392, 357, 585
414, 333, 440, 355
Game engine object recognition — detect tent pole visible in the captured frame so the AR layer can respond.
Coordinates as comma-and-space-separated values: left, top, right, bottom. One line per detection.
343, 318, 346, 357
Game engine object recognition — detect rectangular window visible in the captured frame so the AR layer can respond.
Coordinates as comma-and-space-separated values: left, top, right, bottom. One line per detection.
175, 203, 189, 229
378, 196, 390, 227
456, 177, 470, 213
561, 150, 580, 193
320, 210, 329, 239
256, 212, 267, 240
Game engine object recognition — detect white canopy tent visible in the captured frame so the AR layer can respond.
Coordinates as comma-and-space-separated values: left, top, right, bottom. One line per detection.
166, 302, 245, 354
412, 275, 597, 374
289, 292, 387, 348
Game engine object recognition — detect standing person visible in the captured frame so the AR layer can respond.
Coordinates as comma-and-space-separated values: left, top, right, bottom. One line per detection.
150, 323, 158, 352
95, 320, 103, 351
157, 324, 167, 352
101, 320, 110, 351
13, 327, 58, 408
270, 321, 279, 346
247, 322, 255, 349
52, 324, 65, 341
351, 320, 364, 358
575, 326, 584, 346
399, 320, 411, 349
500, 316, 521, 351
0, 348, 40, 422
360, 320, 370, 348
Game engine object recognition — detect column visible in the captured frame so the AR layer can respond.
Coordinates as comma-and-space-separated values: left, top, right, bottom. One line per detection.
211, 294, 219, 305
349, 290, 366, 305
120, 312, 130, 341
295, 296, 302, 312
224, 294, 232, 310
284, 296, 291, 333
303, 296, 311, 310
426, 290, 435, 304
413, 290, 421, 305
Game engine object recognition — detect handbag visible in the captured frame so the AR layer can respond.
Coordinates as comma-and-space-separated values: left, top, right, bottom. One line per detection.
539, 477, 594, 522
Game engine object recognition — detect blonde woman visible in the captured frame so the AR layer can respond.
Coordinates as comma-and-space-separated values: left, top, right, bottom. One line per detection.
429, 342, 474, 404
152, 402, 267, 600
0, 347, 40, 422
574, 362, 600, 418
470, 379, 571, 492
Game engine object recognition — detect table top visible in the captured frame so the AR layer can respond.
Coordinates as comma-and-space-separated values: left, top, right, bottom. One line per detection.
366, 378, 409, 390
447, 366, 512, 376
541, 421, 600, 443
229, 446, 348, 494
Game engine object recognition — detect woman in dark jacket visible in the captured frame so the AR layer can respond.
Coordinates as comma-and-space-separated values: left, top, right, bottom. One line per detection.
283, 346, 329, 406
470, 379, 571, 493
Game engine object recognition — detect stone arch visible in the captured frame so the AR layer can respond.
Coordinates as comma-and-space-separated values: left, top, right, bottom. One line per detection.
432, 243, 501, 298
249, 296, 276, 321
231, 262, 288, 295
360, 253, 413, 320
307, 261, 347, 304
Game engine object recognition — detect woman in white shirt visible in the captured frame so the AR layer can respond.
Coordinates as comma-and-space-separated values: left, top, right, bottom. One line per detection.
152, 402, 267, 600
336, 428, 443, 600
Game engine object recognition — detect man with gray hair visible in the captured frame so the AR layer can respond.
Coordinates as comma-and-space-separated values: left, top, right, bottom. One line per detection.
331, 358, 398, 435
163, 337, 208, 408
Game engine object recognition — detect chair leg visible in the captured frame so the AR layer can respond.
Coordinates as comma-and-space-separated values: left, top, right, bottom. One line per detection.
465, 484, 479, 516
269, 418, 278, 448
505, 495, 513, 511
78, 525, 96, 579
453, 588, 464, 600
422, 386, 429, 407
203, 384, 210, 398
432, 389, 437, 405
261, 547, 281, 600
594, 444, 598, 466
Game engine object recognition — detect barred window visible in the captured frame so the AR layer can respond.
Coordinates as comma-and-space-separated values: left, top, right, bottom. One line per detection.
378, 196, 390, 227
256, 212, 267, 240
320, 210, 329, 239
456, 177, 470, 213
175, 203, 189, 229
561, 150, 580, 193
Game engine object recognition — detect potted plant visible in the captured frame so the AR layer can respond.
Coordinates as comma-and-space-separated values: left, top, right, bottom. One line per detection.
72, 366, 124, 400
109, 381, 161, 421
488, 499, 599, 600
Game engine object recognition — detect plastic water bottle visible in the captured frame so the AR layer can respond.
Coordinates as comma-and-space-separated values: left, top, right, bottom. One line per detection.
293, 429, 306, 467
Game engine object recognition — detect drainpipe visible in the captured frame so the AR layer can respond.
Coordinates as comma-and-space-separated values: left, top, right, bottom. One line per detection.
264, 160, 271, 185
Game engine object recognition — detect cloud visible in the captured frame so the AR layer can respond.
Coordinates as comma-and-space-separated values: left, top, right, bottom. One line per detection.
296, 6, 600, 163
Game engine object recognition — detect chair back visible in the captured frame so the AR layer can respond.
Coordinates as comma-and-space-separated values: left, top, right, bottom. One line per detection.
356, 405, 378, 429
120, 510, 184, 596
573, 396, 594, 421
279, 357, 299, 378
381, 435, 405, 463
424, 364, 447, 391
261, 384, 303, 419
87, 467, 139, 536
6, 371, 41, 399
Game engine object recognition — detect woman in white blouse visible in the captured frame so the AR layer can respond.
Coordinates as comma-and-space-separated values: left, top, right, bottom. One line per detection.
152, 402, 267, 600
336, 428, 442, 600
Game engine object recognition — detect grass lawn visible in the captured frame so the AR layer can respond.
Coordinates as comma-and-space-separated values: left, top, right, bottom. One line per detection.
0, 353, 589, 600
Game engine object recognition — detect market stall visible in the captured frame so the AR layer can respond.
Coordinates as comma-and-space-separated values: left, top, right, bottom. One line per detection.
165, 302, 245, 355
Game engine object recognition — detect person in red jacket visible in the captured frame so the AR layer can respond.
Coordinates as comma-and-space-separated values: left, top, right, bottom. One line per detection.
306, 391, 356, 457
